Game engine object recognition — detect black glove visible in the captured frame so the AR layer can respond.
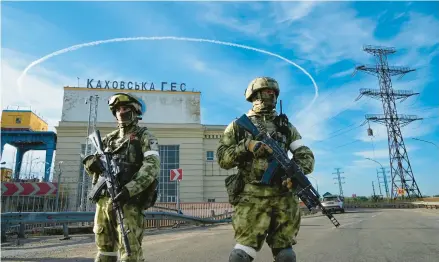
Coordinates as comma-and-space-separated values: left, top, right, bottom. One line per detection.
113, 187, 130, 205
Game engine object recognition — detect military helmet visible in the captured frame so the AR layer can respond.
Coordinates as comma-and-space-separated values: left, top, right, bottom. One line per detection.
244, 77, 280, 102
108, 92, 145, 116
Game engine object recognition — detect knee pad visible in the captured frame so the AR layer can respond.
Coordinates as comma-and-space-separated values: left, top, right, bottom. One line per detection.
229, 244, 256, 262
273, 247, 296, 262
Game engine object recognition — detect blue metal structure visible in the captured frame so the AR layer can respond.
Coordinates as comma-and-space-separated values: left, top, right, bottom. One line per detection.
1, 131, 57, 182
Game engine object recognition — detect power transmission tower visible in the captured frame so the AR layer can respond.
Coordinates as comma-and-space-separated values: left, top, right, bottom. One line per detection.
333, 168, 345, 197
353, 45, 423, 199
376, 169, 383, 196
377, 167, 391, 198
79, 95, 99, 211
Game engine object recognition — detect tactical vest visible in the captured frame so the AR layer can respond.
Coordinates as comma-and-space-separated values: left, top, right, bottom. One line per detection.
104, 126, 158, 209
224, 113, 292, 205
235, 113, 292, 186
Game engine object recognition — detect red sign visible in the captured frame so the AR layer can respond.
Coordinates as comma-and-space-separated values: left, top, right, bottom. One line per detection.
397, 188, 405, 195
170, 169, 183, 181
1, 182, 58, 196
352, 194, 357, 198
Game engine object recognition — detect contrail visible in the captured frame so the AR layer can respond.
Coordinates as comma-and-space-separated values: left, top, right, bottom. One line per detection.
17, 36, 319, 112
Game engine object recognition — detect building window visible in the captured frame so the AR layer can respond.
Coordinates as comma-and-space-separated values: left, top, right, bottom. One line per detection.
15, 117, 21, 124
208, 198, 216, 203
158, 145, 179, 203
206, 151, 214, 161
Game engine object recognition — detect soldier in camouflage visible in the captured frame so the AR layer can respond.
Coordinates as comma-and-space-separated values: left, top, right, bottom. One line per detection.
83, 93, 160, 262
217, 77, 315, 262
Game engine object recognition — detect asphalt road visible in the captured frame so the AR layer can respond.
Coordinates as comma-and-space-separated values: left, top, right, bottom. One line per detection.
1, 208, 438, 262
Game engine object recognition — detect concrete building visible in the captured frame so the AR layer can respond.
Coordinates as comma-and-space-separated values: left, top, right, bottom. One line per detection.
54, 86, 234, 210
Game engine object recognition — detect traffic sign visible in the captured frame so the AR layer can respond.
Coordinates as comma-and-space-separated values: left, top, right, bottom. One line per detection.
170, 168, 183, 181
1, 182, 58, 196
397, 188, 405, 195
352, 194, 357, 198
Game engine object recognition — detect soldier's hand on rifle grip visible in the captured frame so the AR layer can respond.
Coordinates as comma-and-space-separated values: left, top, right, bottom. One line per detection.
282, 178, 294, 190
113, 187, 130, 205
246, 139, 273, 157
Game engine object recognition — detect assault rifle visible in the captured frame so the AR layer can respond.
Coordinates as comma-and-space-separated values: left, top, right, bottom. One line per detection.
89, 130, 132, 256
235, 114, 341, 228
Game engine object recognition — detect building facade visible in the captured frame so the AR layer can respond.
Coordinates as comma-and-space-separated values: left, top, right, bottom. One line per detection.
54, 87, 234, 210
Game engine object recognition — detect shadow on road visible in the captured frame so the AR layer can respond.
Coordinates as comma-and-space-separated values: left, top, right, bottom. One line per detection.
1, 257, 94, 262
1, 236, 94, 251
340, 227, 438, 230
345, 209, 382, 214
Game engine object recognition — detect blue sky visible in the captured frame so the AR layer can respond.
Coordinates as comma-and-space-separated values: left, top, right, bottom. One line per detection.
1, 1, 438, 197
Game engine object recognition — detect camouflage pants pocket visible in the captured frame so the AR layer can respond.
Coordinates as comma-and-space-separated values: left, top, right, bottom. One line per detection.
266, 196, 302, 249
232, 196, 271, 251
225, 173, 245, 206
94, 223, 118, 262
117, 206, 145, 262
94, 197, 119, 261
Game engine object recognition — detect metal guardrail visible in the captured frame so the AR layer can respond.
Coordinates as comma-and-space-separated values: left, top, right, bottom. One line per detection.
345, 202, 439, 209
1, 211, 232, 242
1, 211, 232, 225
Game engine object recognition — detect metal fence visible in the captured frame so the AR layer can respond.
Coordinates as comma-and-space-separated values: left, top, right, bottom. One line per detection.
1, 195, 234, 237
1, 195, 70, 213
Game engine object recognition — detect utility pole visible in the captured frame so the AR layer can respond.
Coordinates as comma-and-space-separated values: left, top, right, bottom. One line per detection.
333, 168, 345, 197
79, 95, 99, 211
353, 45, 423, 199
54, 161, 63, 210
372, 181, 376, 197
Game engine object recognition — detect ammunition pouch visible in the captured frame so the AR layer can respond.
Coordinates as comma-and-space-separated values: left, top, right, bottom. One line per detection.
129, 178, 159, 210
225, 171, 245, 206
88, 176, 107, 203
82, 154, 104, 175
115, 162, 142, 187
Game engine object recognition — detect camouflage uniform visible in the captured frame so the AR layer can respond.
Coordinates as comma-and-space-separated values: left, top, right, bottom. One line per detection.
217, 77, 315, 262
83, 93, 160, 262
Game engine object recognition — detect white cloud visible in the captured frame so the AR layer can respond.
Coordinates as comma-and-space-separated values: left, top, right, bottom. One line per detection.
271, 1, 319, 24
331, 69, 354, 79
1, 49, 69, 128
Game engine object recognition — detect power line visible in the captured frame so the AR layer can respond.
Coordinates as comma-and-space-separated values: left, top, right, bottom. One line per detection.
332, 139, 362, 150
315, 120, 368, 144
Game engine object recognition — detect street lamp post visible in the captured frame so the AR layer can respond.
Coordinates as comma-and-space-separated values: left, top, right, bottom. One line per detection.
365, 157, 390, 200
307, 175, 319, 198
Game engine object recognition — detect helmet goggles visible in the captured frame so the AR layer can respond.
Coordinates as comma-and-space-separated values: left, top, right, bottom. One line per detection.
108, 93, 133, 107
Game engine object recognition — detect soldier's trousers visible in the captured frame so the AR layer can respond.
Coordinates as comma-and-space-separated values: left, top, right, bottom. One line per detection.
232, 186, 302, 252
93, 197, 145, 262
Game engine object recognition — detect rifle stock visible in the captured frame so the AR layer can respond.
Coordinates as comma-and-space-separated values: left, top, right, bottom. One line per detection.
235, 114, 341, 228
89, 130, 133, 255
